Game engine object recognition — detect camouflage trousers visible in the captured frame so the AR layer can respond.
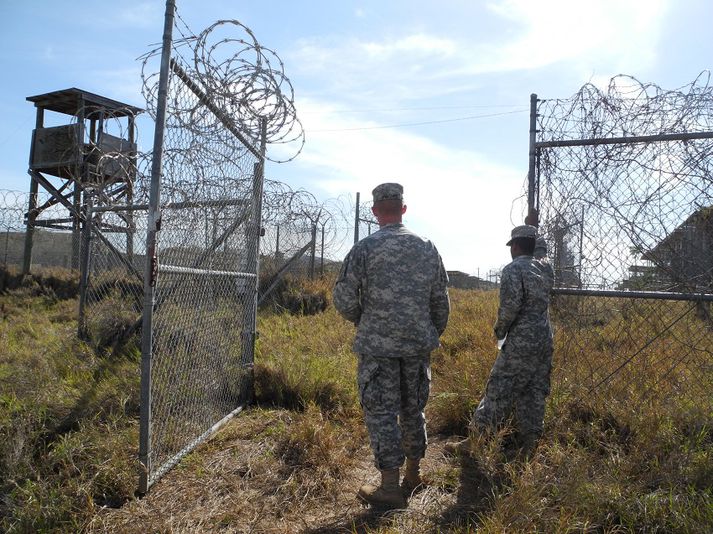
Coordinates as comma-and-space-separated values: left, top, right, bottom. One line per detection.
357, 352, 431, 470
474, 336, 553, 438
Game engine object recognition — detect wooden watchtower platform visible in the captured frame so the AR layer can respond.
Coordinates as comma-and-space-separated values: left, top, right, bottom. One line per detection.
23, 88, 143, 273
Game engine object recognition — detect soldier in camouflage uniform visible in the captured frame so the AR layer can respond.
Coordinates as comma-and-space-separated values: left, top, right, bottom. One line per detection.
333, 183, 450, 509
474, 224, 554, 454
447, 225, 553, 458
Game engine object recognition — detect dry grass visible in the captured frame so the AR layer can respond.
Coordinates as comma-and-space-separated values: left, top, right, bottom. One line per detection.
2, 275, 713, 533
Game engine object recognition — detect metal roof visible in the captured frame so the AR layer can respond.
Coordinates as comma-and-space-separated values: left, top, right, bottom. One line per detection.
26, 87, 143, 117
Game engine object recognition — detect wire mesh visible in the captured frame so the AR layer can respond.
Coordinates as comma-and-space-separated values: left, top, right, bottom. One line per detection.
82, 205, 146, 347
134, 11, 303, 489
534, 74, 713, 415
0, 190, 76, 269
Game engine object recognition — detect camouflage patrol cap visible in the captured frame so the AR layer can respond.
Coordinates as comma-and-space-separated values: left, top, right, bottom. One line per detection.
372, 182, 403, 202
506, 224, 537, 246
534, 236, 548, 258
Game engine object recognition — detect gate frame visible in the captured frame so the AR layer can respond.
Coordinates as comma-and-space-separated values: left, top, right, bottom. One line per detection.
136, 0, 268, 493
527, 92, 713, 398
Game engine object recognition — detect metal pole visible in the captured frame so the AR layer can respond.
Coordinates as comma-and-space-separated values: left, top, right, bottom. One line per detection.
127, 115, 136, 263
536, 130, 713, 149
3, 229, 9, 268
353, 192, 360, 244
275, 225, 280, 257
309, 224, 317, 279
139, 0, 175, 495
552, 287, 713, 302
320, 224, 325, 278
241, 119, 267, 407
578, 204, 585, 288
72, 100, 86, 270
78, 197, 93, 338
527, 93, 538, 216
72, 183, 82, 270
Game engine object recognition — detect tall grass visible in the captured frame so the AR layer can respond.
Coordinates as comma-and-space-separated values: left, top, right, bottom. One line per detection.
0, 271, 139, 532
252, 283, 713, 532
2, 270, 712, 532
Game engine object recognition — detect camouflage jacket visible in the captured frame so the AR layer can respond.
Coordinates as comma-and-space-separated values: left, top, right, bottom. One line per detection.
494, 254, 553, 341
333, 223, 450, 357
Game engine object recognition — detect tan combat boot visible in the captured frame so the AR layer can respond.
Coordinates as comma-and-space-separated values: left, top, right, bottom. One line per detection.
401, 457, 424, 496
357, 468, 407, 509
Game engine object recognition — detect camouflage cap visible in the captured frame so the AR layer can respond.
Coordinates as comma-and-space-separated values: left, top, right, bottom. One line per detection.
372, 182, 403, 202
506, 224, 537, 246
534, 236, 548, 258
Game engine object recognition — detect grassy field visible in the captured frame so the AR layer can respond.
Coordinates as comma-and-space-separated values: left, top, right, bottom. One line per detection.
1, 269, 712, 532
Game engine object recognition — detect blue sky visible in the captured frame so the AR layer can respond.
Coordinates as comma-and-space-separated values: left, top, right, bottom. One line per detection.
1, 0, 711, 274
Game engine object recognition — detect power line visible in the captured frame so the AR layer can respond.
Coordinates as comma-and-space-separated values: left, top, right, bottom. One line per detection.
309, 109, 527, 132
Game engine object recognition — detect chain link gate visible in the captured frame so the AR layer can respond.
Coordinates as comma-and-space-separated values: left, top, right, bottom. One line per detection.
135, 2, 268, 493
529, 76, 713, 420
74, 3, 304, 493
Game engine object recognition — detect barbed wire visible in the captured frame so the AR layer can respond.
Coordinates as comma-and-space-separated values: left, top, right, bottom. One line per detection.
535, 72, 713, 417
536, 72, 713, 292
139, 18, 304, 166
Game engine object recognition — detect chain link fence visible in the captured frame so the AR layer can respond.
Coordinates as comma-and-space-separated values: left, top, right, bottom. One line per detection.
531, 74, 713, 418
129, 6, 295, 491
0, 190, 76, 270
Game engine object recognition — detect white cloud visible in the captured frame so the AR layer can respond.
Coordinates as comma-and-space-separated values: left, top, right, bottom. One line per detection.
482, 0, 669, 73
271, 98, 526, 272
116, 2, 162, 29
361, 34, 457, 59
289, 0, 670, 102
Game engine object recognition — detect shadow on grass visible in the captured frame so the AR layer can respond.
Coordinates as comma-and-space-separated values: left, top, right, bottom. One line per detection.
433, 454, 505, 532
302, 506, 406, 534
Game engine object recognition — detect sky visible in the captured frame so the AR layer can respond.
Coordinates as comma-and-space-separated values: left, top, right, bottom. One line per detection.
1, 0, 712, 275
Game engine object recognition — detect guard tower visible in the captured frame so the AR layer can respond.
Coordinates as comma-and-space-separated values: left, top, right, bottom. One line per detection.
23, 88, 143, 273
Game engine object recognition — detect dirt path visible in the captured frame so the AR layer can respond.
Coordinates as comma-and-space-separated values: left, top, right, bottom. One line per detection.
88, 409, 498, 533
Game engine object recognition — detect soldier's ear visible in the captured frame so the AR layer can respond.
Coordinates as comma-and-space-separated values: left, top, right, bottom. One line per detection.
401, 204, 407, 215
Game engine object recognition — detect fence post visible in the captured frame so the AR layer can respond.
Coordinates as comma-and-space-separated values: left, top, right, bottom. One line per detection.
353, 191, 360, 244
3, 229, 9, 268
527, 93, 538, 218
78, 196, 93, 339
241, 119, 267, 408
139, 0, 175, 495
309, 224, 317, 279
275, 224, 280, 257
127, 114, 136, 263
320, 224, 325, 278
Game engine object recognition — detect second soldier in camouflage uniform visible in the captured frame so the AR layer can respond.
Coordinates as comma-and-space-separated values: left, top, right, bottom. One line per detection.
333, 182, 450, 509
473, 225, 554, 455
